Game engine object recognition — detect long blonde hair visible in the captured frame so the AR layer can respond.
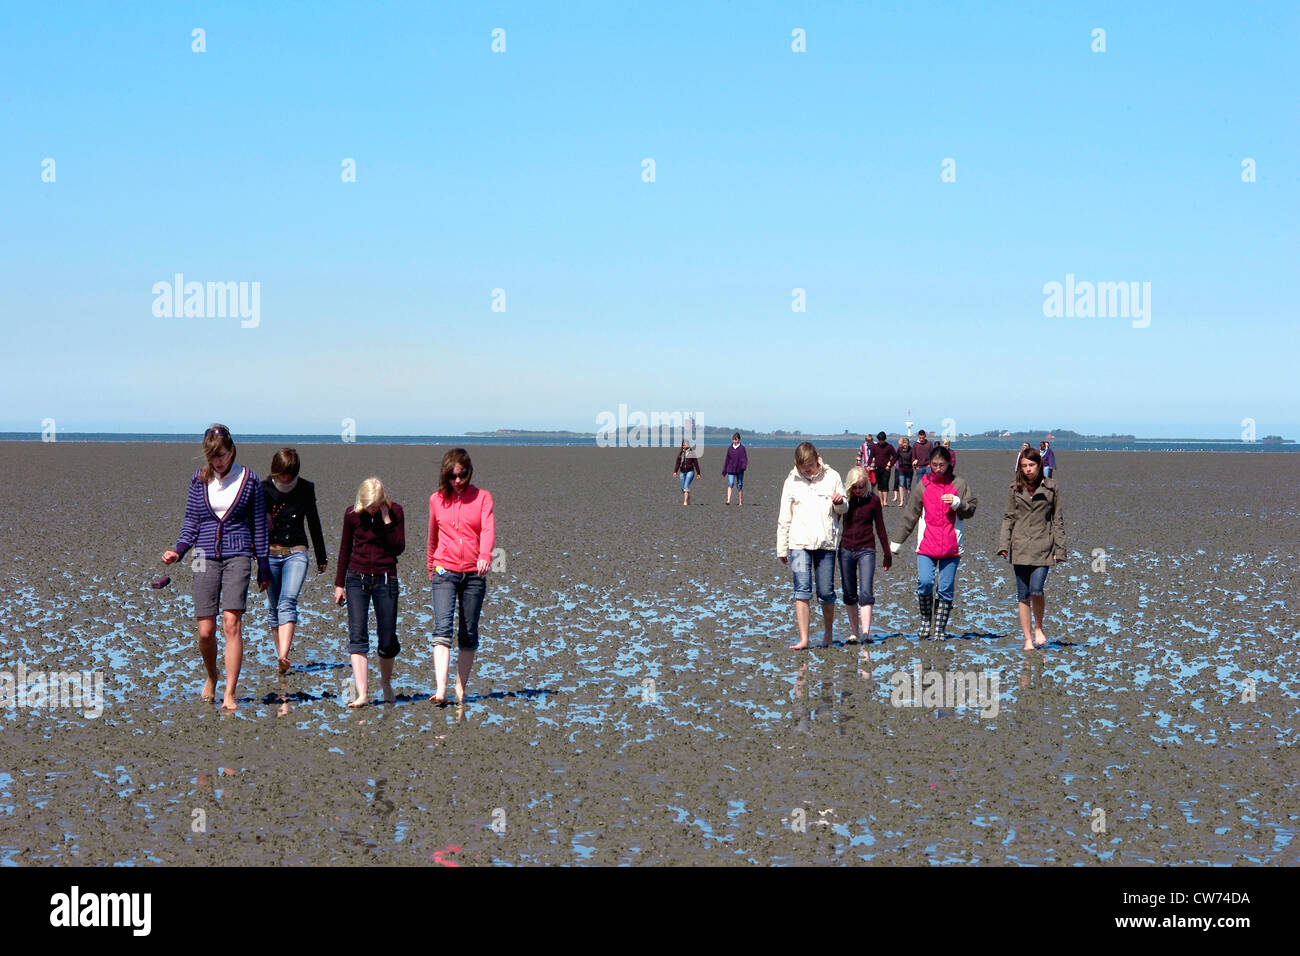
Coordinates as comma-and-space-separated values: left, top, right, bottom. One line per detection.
353, 477, 393, 513
844, 465, 869, 494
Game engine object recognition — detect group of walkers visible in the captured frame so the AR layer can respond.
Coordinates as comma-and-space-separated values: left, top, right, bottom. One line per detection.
672, 433, 748, 506
776, 438, 1064, 657
160, 425, 495, 710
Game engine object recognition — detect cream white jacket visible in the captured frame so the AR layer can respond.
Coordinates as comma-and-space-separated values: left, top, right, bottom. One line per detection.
776, 459, 849, 557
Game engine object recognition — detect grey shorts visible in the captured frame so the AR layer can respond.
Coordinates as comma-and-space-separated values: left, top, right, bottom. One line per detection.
193, 554, 252, 618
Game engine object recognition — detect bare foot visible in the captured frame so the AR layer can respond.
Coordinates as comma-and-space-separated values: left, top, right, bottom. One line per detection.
278, 656, 291, 675
1022, 642, 1035, 652
201, 677, 216, 702
1033, 628, 1048, 648
820, 634, 833, 648
789, 641, 810, 651
454, 677, 466, 704
382, 682, 396, 704
221, 693, 238, 711
348, 692, 368, 708
430, 693, 447, 706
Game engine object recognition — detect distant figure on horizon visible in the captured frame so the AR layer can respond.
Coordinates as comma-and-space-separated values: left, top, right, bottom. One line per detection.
673, 438, 701, 506
427, 448, 496, 707
911, 429, 933, 479
940, 437, 956, 472
890, 445, 977, 641
1015, 442, 1031, 473
1039, 439, 1056, 478
161, 424, 269, 710
777, 442, 848, 651
262, 448, 329, 676
839, 466, 891, 660
723, 432, 748, 506
894, 436, 913, 507
335, 477, 405, 707
999, 447, 1065, 652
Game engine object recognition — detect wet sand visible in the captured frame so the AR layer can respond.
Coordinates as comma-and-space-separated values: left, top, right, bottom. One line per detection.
0, 442, 1296, 865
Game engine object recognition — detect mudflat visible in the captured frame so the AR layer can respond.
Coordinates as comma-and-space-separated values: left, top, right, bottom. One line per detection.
0, 442, 1295, 865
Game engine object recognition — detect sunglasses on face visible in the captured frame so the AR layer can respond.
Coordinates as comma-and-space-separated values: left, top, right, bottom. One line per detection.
451, 472, 469, 480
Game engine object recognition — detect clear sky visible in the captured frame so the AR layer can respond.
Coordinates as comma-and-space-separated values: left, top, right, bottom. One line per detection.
2, 1, 1296, 439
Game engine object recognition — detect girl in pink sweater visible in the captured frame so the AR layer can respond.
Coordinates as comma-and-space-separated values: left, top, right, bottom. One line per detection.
426, 448, 496, 705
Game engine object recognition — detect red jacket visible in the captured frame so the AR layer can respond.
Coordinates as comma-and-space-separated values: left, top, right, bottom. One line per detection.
427, 486, 496, 575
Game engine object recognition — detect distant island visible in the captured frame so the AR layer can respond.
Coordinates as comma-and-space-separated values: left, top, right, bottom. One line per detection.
467, 426, 1291, 444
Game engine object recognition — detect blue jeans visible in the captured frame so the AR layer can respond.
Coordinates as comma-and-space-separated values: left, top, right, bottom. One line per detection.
266, 550, 310, 628
345, 570, 400, 658
916, 554, 960, 602
431, 570, 487, 650
915, 466, 931, 479
837, 548, 877, 606
726, 471, 744, 490
1014, 564, 1050, 602
1043, 466, 1053, 478
679, 471, 696, 492
789, 548, 836, 604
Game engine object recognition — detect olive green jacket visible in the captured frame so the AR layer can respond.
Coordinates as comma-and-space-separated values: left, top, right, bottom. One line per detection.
997, 478, 1065, 565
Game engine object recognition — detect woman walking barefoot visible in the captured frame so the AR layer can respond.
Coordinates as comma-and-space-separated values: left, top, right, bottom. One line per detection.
722, 433, 748, 506
334, 478, 405, 707
427, 449, 496, 705
838, 466, 892, 660
262, 448, 329, 674
998, 448, 1065, 651
889, 446, 977, 640
161, 424, 269, 710
777, 442, 848, 650
673, 439, 701, 506
894, 436, 913, 507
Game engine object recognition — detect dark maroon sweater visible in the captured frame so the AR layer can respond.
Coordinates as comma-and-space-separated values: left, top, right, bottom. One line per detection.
840, 493, 891, 560
334, 503, 406, 586
910, 438, 933, 470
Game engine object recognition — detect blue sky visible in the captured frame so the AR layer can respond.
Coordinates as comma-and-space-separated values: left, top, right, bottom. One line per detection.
2, 1, 1296, 438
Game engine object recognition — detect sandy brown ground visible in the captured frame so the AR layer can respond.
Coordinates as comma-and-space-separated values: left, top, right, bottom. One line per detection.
0, 442, 1296, 865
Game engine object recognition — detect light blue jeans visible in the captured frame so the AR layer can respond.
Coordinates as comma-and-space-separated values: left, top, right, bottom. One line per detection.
916, 553, 960, 602
266, 550, 310, 627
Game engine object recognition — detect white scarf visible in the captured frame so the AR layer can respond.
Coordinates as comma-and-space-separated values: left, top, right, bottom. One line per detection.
272, 477, 299, 494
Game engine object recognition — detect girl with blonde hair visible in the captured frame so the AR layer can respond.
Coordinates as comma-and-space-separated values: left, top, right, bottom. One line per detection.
334, 477, 406, 707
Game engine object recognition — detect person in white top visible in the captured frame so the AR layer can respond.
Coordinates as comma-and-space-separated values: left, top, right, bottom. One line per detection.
776, 442, 848, 650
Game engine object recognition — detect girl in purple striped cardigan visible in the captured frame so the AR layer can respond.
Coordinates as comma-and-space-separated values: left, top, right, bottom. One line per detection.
161, 425, 269, 710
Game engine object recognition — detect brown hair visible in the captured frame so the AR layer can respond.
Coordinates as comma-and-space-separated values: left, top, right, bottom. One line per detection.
438, 448, 474, 499
199, 424, 236, 483
270, 447, 300, 479
1015, 447, 1044, 494
794, 441, 819, 470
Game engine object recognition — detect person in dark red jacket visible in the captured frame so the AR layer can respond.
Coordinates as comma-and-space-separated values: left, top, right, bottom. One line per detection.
334, 477, 406, 707
838, 466, 892, 660
871, 432, 897, 507
911, 430, 934, 478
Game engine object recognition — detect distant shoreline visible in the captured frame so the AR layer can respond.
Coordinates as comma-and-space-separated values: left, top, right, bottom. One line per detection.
1, 432, 1295, 453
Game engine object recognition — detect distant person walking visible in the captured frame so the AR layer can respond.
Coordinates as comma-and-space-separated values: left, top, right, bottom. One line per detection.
723, 433, 748, 506
940, 437, 956, 471
839, 466, 891, 659
777, 442, 848, 650
673, 439, 701, 507
911, 430, 933, 478
426, 448, 496, 706
262, 448, 329, 675
1014, 442, 1031, 473
894, 436, 914, 507
334, 478, 405, 707
998, 448, 1065, 651
161, 424, 269, 710
872, 431, 897, 507
1039, 439, 1056, 478
890, 445, 977, 640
